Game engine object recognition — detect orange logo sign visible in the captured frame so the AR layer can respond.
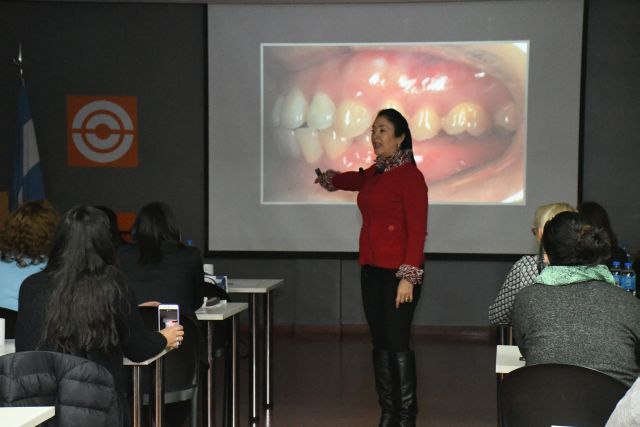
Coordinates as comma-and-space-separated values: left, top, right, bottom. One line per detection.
67, 96, 138, 167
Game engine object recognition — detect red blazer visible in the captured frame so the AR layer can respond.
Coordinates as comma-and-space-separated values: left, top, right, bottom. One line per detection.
333, 163, 428, 270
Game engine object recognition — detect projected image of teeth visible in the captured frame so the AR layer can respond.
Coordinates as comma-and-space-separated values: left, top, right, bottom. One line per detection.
262, 42, 528, 204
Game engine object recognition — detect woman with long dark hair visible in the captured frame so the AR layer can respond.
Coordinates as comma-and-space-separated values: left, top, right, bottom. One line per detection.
513, 211, 640, 386
116, 202, 204, 317
315, 109, 428, 427
15, 206, 184, 425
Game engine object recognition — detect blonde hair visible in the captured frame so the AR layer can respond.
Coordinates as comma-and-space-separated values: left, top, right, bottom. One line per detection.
533, 203, 576, 232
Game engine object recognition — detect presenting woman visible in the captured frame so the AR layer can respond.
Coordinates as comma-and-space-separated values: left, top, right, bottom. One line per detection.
15, 206, 184, 426
315, 109, 428, 427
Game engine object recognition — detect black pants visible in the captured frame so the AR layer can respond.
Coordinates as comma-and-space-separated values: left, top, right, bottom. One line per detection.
361, 265, 422, 352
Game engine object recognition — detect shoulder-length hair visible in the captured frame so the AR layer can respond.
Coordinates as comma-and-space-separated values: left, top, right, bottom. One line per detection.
132, 202, 181, 264
0, 200, 59, 266
42, 205, 125, 353
376, 108, 415, 164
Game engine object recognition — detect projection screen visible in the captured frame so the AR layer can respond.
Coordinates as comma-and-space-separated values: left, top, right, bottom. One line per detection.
208, 0, 584, 254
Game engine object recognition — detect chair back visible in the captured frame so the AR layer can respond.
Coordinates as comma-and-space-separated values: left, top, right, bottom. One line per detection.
138, 306, 201, 404
0, 351, 120, 426
499, 363, 630, 427
0, 307, 17, 339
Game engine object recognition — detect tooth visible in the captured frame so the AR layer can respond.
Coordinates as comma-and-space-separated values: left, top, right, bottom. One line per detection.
295, 128, 322, 163
271, 95, 284, 127
273, 128, 300, 159
410, 107, 441, 140
280, 87, 308, 129
493, 102, 518, 132
378, 100, 406, 117
442, 102, 491, 136
320, 128, 351, 160
307, 92, 335, 130
335, 100, 372, 139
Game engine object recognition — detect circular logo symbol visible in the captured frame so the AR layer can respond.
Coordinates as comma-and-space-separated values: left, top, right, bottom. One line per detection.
71, 100, 135, 163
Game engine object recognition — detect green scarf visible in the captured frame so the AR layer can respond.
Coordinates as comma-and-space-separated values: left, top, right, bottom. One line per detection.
536, 264, 615, 286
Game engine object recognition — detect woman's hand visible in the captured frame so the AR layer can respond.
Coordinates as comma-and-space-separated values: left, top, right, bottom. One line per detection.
160, 324, 184, 350
395, 279, 414, 308
138, 300, 161, 307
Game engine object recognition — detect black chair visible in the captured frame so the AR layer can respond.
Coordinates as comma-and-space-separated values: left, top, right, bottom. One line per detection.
138, 307, 201, 427
0, 307, 18, 339
0, 351, 120, 426
499, 363, 630, 427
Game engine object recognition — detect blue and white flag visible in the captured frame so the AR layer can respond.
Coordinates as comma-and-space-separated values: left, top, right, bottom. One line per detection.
10, 83, 44, 210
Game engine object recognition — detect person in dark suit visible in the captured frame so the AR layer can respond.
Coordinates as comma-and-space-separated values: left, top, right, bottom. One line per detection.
117, 202, 204, 317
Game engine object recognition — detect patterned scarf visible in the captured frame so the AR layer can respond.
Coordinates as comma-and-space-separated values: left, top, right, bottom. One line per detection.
536, 264, 615, 286
375, 149, 414, 173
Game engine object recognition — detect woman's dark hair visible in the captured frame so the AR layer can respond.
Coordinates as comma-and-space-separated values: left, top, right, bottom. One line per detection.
376, 108, 415, 163
42, 205, 125, 353
577, 201, 618, 247
542, 211, 611, 266
132, 202, 181, 264
94, 205, 126, 248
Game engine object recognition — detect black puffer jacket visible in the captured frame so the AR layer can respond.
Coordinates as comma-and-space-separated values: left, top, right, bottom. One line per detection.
0, 351, 121, 426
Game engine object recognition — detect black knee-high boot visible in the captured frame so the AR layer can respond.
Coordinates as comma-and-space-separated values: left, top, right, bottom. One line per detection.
372, 349, 398, 426
392, 351, 418, 427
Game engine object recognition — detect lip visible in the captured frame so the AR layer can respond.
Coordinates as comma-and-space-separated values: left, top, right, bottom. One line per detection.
264, 43, 527, 203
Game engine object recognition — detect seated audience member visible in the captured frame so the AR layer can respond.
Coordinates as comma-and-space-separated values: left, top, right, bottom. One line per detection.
488, 203, 575, 326
513, 211, 640, 386
0, 200, 58, 311
606, 377, 640, 427
578, 201, 628, 266
117, 202, 204, 317
15, 206, 184, 426
95, 205, 127, 249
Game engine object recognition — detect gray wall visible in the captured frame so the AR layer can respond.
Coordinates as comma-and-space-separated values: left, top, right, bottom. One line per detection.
1, 0, 638, 328
0, 2, 205, 248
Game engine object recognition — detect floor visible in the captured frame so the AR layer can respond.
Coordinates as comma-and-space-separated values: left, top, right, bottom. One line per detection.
208, 332, 498, 427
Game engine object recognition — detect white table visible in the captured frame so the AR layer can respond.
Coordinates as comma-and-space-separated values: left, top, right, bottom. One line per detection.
196, 302, 248, 427
1, 339, 16, 356
496, 345, 525, 374
226, 279, 283, 422
0, 406, 55, 427
124, 350, 169, 427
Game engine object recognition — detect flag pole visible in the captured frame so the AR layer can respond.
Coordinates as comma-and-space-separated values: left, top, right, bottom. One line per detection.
12, 43, 25, 85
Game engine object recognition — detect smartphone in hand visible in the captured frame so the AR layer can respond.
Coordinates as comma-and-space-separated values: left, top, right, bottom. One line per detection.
158, 304, 180, 330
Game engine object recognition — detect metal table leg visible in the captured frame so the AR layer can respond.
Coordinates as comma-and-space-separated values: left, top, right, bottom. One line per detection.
231, 315, 239, 427
249, 294, 258, 421
132, 366, 142, 427
264, 292, 273, 408
207, 321, 216, 427
155, 358, 164, 427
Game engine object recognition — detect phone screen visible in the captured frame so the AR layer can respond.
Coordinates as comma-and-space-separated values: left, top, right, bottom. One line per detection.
158, 306, 180, 330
